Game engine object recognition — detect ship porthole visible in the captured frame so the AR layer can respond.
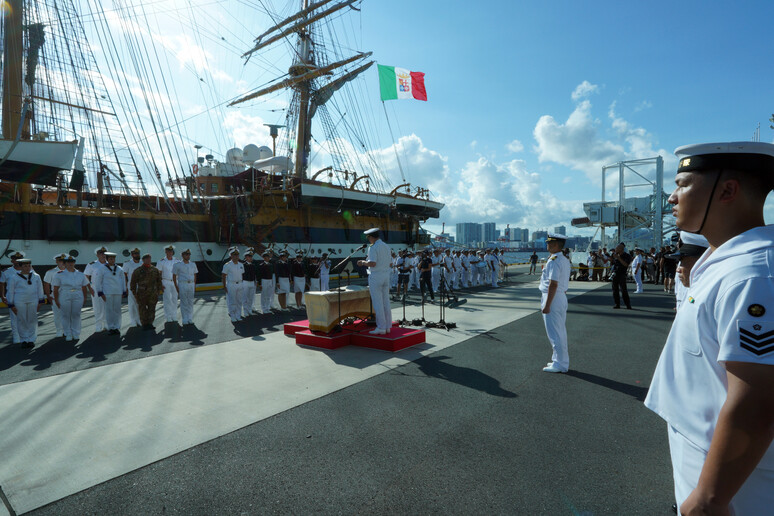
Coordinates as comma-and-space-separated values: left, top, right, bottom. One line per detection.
206, 249, 212, 256
70, 249, 79, 257
122, 249, 130, 257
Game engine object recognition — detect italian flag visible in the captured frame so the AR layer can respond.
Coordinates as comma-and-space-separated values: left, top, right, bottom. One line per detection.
378, 64, 427, 101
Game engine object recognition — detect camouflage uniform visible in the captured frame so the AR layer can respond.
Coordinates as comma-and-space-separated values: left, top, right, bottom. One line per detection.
130, 265, 163, 327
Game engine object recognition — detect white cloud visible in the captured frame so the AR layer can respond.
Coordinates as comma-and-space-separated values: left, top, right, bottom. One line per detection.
571, 80, 600, 101
470, 140, 478, 149
634, 100, 653, 112
506, 139, 524, 153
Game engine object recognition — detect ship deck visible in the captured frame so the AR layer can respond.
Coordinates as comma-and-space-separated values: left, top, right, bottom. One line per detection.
0, 269, 675, 515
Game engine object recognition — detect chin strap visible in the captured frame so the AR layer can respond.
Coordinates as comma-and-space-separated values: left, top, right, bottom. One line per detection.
692, 169, 723, 234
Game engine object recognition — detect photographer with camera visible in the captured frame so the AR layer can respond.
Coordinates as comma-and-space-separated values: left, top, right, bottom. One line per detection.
610, 243, 632, 309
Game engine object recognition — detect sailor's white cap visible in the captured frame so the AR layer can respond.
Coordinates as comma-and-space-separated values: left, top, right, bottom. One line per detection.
181, 248, 192, 254
164, 244, 175, 252
129, 247, 141, 254
680, 231, 710, 248
228, 247, 240, 255
54, 253, 68, 261
9, 250, 25, 259
363, 227, 380, 236
95, 246, 108, 255
64, 255, 76, 262
17, 258, 31, 265
675, 141, 774, 175
546, 232, 567, 242
104, 252, 117, 258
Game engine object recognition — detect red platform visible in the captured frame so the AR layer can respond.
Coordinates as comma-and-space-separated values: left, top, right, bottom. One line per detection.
288, 319, 425, 352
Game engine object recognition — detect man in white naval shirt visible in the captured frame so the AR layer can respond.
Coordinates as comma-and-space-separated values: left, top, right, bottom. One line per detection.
123, 248, 142, 327
173, 248, 198, 325
644, 141, 774, 515
320, 252, 331, 291
357, 228, 393, 335
222, 247, 245, 322
52, 255, 90, 342
670, 232, 709, 313
6, 259, 45, 348
84, 246, 108, 331
460, 251, 470, 288
431, 248, 442, 292
539, 233, 571, 373
43, 253, 67, 337
0, 251, 25, 345
93, 252, 126, 334
631, 248, 644, 293
158, 244, 181, 323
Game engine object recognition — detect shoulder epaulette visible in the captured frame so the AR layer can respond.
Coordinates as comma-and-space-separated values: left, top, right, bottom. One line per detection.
550, 256, 557, 261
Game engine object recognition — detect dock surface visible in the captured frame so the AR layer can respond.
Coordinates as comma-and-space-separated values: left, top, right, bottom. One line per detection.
0, 271, 675, 515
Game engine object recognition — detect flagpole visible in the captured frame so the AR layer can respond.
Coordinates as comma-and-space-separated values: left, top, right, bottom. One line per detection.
381, 100, 407, 183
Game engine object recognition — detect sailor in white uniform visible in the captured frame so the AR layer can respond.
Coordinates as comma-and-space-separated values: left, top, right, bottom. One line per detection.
1, 251, 25, 345
474, 251, 486, 285
84, 246, 108, 331
6, 259, 45, 348
222, 247, 245, 322
320, 253, 331, 291
452, 251, 462, 289
631, 248, 644, 293
644, 141, 774, 515
257, 251, 275, 313
158, 245, 181, 323
93, 252, 126, 334
539, 233, 571, 373
460, 251, 470, 288
358, 228, 393, 335
123, 248, 142, 327
670, 232, 709, 312
52, 255, 90, 342
390, 251, 399, 289
431, 249, 442, 292
43, 254, 67, 337
173, 248, 198, 325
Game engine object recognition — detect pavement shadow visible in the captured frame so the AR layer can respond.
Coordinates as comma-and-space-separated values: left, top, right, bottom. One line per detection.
75, 332, 124, 362
415, 354, 517, 398
167, 324, 209, 346
566, 370, 648, 401
17, 336, 80, 371
122, 325, 167, 352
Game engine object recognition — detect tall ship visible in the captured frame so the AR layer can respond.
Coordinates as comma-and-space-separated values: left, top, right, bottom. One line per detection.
0, 0, 443, 283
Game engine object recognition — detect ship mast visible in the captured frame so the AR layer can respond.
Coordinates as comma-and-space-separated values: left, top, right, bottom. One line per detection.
2, 0, 24, 140
293, 0, 313, 179
230, 0, 372, 180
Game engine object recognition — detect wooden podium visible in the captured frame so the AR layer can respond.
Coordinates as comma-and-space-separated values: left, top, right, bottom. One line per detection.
304, 287, 372, 333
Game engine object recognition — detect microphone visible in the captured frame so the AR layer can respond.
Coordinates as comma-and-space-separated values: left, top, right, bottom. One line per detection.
328, 248, 336, 254
357, 243, 368, 250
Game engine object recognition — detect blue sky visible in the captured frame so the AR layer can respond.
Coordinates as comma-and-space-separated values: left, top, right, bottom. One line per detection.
84, 0, 774, 238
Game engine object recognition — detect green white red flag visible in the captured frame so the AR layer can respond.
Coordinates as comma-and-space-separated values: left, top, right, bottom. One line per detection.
378, 64, 427, 101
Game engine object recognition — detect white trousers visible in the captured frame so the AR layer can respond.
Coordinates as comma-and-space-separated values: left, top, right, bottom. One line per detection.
91, 292, 105, 331
320, 274, 329, 291
461, 269, 469, 288
368, 272, 392, 332
431, 269, 440, 292
9, 308, 20, 343
15, 301, 38, 343
59, 291, 84, 339
103, 294, 122, 330
179, 283, 195, 324
668, 425, 774, 514
260, 279, 274, 313
162, 279, 178, 322
309, 278, 320, 292
541, 291, 568, 371
127, 291, 140, 326
490, 268, 498, 288
51, 299, 63, 336
241, 281, 256, 316
634, 271, 643, 292
226, 281, 243, 320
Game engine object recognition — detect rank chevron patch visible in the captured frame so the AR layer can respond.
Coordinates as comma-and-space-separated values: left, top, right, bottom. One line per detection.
738, 321, 774, 356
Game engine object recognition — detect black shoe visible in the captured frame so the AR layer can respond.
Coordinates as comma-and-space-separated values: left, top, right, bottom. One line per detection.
672, 503, 677, 514
613, 305, 621, 309
21, 341, 34, 349
626, 306, 633, 309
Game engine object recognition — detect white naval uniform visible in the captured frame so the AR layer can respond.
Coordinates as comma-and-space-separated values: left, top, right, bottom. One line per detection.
320, 260, 331, 291
487, 254, 499, 287
123, 259, 142, 326
2, 266, 22, 343
674, 280, 686, 312
539, 252, 570, 371
84, 260, 107, 331
43, 266, 66, 336
461, 255, 470, 287
366, 239, 393, 332
631, 254, 643, 293
52, 270, 89, 340
431, 255, 441, 292
222, 260, 245, 321
6, 271, 44, 343
158, 257, 181, 322
257, 262, 275, 313
644, 225, 774, 513
475, 257, 486, 285
92, 263, 126, 331
452, 256, 462, 289
173, 261, 198, 324
390, 257, 399, 288
441, 255, 453, 291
